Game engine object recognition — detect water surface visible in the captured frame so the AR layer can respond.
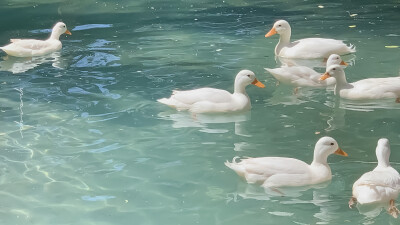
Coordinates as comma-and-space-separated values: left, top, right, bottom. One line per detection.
0, 1, 399, 225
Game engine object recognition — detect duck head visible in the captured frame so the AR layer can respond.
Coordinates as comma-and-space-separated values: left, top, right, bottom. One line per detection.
313, 136, 347, 164
235, 70, 265, 89
326, 54, 348, 67
265, 20, 291, 37
50, 22, 71, 39
320, 65, 346, 81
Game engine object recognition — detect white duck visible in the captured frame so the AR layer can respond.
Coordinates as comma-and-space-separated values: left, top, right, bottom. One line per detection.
265, 20, 355, 59
0, 22, 71, 57
320, 65, 400, 102
349, 138, 400, 218
157, 70, 265, 114
225, 137, 348, 188
265, 54, 347, 87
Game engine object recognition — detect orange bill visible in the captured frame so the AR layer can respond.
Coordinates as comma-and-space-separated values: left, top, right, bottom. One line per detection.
265, 27, 277, 37
340, 60, 348, 66
334, 147, 348, 157
319, 72, 331, 81
252, 79, 265, 88
65, 30, 72, 35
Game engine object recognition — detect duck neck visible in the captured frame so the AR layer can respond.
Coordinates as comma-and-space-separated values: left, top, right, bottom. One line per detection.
49, 32, 61, 40
377, 152, 390, 168
234, 83, 247, 95
276, 31, 291, 55
312, 149, 329, 166
334, 74, 352, 95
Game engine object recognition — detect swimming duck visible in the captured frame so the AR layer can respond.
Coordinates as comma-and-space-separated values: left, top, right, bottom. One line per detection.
157, 70, 265, 114
265, 20, 355, 59
320, 65, 400, 102
349, 138, 400, 218
0, 22, 71, 57
225, 137, 348, 188
265, 54, 347, 87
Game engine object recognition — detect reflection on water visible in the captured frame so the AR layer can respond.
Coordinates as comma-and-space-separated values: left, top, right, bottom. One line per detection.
227, 181, 346, 224
158, 111, 251, 136
324, 96, 400, 112
228, 181, 331, 201
0, 52, 63, 74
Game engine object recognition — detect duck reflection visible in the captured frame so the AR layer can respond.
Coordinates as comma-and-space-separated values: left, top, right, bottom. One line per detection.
355, 202, 389, 219
227, 181, 344, 224
0, 51, 63, 74
158, 111, 251, 136
227, 181, 330, 202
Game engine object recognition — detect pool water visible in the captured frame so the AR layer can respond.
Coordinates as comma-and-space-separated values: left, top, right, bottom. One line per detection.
0, 0, 399, 224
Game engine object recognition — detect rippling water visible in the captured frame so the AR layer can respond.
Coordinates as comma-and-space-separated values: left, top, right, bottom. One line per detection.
0, 0, 399, 224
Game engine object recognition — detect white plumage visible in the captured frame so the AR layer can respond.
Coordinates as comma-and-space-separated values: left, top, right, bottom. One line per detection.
265, 20, 355, 59
349, 138, 400, 218
225, 137, 348, 188
265, 54, 346, 87
321, 65, 400, 101
0, 22, 71, 57
157, 70, 265, 114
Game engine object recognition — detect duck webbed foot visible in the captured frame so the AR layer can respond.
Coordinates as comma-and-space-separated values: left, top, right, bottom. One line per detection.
348, 197, 356, 209
388, 199, 399, 218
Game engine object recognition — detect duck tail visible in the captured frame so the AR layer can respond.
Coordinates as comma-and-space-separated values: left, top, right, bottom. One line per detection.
157, 97, 171, 105
225, 157, 245, 176
348, 43, 356, 53
264, 68, 273, 72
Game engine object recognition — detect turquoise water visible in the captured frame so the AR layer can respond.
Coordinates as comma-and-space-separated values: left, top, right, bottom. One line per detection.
0, 0, 399, 224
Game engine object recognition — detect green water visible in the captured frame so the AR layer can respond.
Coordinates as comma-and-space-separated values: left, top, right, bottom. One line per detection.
0, 0, 399, 224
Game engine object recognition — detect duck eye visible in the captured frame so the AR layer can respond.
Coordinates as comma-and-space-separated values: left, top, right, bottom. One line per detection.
278, 24, 281, 27
247, 74, 251, 77
330, 143, 334, 145
332, 68, 336, 70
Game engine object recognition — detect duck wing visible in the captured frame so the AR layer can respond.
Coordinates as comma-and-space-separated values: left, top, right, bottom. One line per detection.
226, 157, 310, 184
350, 77, 400, 98
283, 38, 354, 59
354, 169, 400, 189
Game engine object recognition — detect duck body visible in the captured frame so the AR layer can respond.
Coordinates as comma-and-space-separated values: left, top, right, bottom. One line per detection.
158, 88, 250, 113
352, 168, 400, 205
225, 137, 348, 188
0, 22, 71, 57
337, 78, 400, 100
321, 65, 400, 101
265, 20, 355, 59
1, 39, 62, 57
226, 157, 332, 187
158, 70, 265, 114
277, 38, 355, 59
350, 138, 400, 217
265, 54, 346, 87
266, 66, 334, 87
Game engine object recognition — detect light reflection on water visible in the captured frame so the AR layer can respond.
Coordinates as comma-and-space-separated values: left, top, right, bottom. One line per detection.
0, 0, 399, 225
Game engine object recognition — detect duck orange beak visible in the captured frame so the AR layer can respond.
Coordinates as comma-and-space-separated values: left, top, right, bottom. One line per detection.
265, 27, 277, 37
340, 60, 348, 66
319, 72, 331, 81
334, 147, 348, 157
65, 30, 72, 35
252, 79, 265, 88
